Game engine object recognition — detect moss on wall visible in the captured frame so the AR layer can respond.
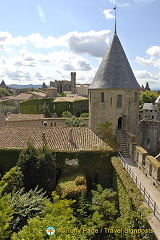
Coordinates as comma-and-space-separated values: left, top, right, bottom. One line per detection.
20, 99, 89, 117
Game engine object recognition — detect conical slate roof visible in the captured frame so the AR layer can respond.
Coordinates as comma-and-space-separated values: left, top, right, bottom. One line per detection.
89, 32, 141, 90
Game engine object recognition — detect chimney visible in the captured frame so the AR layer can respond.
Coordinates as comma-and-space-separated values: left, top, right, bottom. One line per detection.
68, 128, 73, 143
42, 132, 46, 142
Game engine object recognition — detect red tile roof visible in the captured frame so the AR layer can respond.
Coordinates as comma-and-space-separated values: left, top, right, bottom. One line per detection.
6, 114, 44, 122
0, 127, 112, 152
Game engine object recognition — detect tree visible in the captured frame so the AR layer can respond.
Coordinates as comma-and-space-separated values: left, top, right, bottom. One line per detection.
10, 187, 46, 232
0, 166, 24, 195
140, 90, 159, 105
0, 188, 13, 239
62, 111, 73, 118
11, 192, 87, 240
97, 121, 118, 151
145, 82, 150, 91
17, 141, 56, 193
65, 116, 86, 127
43, 104, 52, 118
80, 113, 89, 117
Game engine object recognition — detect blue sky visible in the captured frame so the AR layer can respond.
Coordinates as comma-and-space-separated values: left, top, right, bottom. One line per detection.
0, 0, 159, 90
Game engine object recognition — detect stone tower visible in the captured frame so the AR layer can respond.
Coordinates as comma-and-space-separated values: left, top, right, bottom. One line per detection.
71, 72, 76, 94
89, 30, 141, 136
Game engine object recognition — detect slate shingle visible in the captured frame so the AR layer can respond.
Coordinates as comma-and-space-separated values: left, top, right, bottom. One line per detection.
89, 32, 141, 90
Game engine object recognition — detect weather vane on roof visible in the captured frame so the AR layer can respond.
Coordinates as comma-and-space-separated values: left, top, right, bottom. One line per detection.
113, 4, 117, 34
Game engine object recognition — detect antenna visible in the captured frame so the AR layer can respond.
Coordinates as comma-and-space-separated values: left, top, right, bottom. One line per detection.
114, 4, 117, 34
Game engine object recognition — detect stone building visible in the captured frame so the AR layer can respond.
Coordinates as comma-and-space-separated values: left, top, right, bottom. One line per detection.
142, 103, 158, 121
50, 72, 76, 94
89, 29, 141, 135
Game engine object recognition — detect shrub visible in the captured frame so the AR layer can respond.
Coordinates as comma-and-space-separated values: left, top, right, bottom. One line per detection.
75, 176, 86, 186
0, 166, 24, 195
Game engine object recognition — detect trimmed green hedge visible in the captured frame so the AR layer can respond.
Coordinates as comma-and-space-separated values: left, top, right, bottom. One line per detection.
20, 98, 89, 117
0, 148, 113, 189
0, 149, 21, 176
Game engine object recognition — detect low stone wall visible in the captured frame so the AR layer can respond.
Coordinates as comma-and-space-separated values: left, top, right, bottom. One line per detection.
126, 131, 160, 191
6, 117, 89, 128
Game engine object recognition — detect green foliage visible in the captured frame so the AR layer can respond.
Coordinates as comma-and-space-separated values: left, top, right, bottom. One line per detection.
65, 116, 86, 127
62, 111, 73, 118
56, 174, 87, 198
20, 98, 89, 117
75, 176, 86, 186
140, 90, 158, 105
10, 187, 46, 232
43, 104, 52, 118
90, 185, 118, 229
0, 148, 21, 176
0, 88, 11, 97
0, 166, 24, 195
0, 104, 19, 115
17, 141, 56, 192
11, 192, 87, 240
80, 112, 89, 117
112, 157, 156, 239
0, 188, 13, 239
97, 121, 118, 151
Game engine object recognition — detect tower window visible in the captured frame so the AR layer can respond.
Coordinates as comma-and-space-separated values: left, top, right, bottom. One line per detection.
89, 92, 91, 103
101, 92, 104, 103
117, 95, 122, 108
111, 97, 112, 107
135, 92, 138, 102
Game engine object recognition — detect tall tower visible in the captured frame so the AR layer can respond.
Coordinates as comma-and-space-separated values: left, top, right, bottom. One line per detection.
89, 30, 141, 136
71, 72, 76, 94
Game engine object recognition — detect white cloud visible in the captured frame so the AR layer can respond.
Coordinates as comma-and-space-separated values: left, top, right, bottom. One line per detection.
146, 46, 160, 56
134, 70, 160, 89
103, 9, 115, 19
134, 0, 154, 3
108, 0, 129, 7
135, 56, 153, 66
66, 30, 110, 58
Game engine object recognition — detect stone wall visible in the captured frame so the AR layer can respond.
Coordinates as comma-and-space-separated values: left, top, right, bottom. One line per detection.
137, 120, 160, 156
6, 117, 89, 128
125, 131, 160, 191
89, 89, 140, 136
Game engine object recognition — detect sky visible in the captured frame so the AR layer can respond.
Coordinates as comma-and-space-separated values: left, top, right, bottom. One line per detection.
0, 0, 159, 90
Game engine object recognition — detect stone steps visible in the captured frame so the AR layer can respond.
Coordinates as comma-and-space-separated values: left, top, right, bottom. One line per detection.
117, 130, 130, 158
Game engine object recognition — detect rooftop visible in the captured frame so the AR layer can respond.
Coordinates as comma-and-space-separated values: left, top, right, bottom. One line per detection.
143, 103, 158, 111
89, 32, 141, 90
6, 114, 44, 122
0, 127, 112, 152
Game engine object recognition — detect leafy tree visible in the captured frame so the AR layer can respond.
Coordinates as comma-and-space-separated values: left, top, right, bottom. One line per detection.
65, 116, 86, 127
0, 166, 24, 195
10, 187, 46, 232
80, 112, 89, 117
0, 187, 13, 239
0, 88, 11, 97
43, 104, 52, 118
145, 82, 150, 91
11, 192, 87, 240
140, 90, 158, 105
62, 111, 73, 118
90, 185, 117, 228
17, 141, 56, 192
97, 121, 118, 151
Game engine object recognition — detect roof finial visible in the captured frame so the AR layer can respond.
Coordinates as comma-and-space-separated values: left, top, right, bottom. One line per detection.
113, 4, 117, 34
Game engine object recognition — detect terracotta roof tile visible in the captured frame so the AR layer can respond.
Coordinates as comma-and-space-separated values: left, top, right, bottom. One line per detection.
0, 127, 112, 152
6, 114, 44, 121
